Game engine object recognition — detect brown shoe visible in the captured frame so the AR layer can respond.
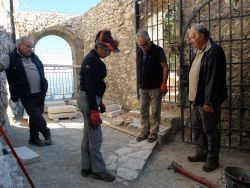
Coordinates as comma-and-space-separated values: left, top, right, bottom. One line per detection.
147, 135, 158, 143
187, 155, 206, 162
202, 162, 219, 172
136, 133, 150, 142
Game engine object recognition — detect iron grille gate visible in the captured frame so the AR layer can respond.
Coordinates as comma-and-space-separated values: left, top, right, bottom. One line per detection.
135, 0, 250, 150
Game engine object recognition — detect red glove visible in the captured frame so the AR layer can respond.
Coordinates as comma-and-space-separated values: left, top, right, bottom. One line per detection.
160, 83, 168, 96
90, 110, 102, 128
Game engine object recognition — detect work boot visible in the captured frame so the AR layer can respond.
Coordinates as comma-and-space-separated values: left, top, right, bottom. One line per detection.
187, 155, 207, 162
92, 171, 115, 182
43, 128, 52, 145
202, 161, 219, 172
147, 134, 158, 143
29, 137, 45, 147
81, 168, 92, 177
136, 132, 150, 142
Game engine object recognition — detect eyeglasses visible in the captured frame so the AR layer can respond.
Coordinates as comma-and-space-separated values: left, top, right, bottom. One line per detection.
99, 43, 111, 54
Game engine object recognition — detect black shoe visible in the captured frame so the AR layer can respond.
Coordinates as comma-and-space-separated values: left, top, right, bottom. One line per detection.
92, 171, 115, 182
44, 139, 52, 146
81, 169, 92, 177
136, 133, 150, 142
187, 155, 206, 162
147, 135, 158, 143
29, 138, 45, 147
202, 162, 219, 172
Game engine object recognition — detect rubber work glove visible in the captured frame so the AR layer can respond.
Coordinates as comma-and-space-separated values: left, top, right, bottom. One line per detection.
99, 101, 106, 114
160, 83, 168, 96
90, 110, 102, 128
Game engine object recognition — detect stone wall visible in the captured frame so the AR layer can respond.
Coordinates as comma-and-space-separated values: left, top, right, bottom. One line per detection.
0, 0, 16, 131
79, 0, 137, 109
14, 0, 138, 110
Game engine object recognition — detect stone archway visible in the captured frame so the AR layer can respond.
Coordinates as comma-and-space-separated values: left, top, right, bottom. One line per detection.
29, 25, 84, 97
29, 25, 84, 67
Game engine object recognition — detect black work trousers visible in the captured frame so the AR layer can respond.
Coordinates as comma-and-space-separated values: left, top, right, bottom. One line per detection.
191, 105, 220, 164
20, 92, 48, 139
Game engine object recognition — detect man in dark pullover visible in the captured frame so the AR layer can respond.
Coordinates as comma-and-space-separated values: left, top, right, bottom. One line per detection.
0, 36, 52, 146
187, 24, 227, 172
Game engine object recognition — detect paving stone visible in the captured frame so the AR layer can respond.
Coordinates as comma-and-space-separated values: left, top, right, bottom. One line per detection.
102, 99, 115, 106
106, 155, 118, 172
105, 104, 121, 112
115, 147, 135, 156
117, 167, 139, 181
13, 146, 40, 165
44, 101, 66, 112
48, 105, 77, 114
106, 109, 124, 118
126, 149, 152, 161
119, 156, 145, 170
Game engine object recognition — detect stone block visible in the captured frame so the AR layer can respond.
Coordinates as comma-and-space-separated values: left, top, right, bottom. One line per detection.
47, 105, 77, 114
44, 101, 66, 112
48, 112, 78, 121
106, 104, 122, 113
106, 109, 124, 118
12, 146, 40, 165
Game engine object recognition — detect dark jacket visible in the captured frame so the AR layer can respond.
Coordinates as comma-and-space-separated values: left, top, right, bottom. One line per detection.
80, 49, 107, 111
190, 40, 227, 106
5, 48, 48, 102
136, 43, 164, 89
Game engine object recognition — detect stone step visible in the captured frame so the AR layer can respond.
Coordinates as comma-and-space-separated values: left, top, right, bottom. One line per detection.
44, 100, 66, 112
105, 104, 122, 113
105, 109, 124, 118
105, 119, 180, 184
127, 110, 180, 128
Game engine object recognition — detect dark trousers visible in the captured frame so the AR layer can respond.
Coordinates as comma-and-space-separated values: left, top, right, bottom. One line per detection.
20, 92, 48, 139
191, 105, 220, 164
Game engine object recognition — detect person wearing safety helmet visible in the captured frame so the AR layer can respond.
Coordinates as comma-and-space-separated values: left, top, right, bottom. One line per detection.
77, 29, 119, 182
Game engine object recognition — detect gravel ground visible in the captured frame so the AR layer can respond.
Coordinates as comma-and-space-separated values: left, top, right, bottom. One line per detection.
5, 116, 250, 188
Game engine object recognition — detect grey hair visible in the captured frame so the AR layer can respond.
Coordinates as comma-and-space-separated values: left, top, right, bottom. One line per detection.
136, 29, 151, 41
16, 36, 33, 47
189, 23, 210, 39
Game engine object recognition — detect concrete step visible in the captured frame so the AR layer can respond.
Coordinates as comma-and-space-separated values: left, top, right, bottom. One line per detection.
127, 110, 180, 128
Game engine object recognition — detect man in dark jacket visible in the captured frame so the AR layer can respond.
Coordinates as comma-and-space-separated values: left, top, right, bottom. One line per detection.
0, 36, 52, 146
187, 24, 227, 172
136, 30, 169, 143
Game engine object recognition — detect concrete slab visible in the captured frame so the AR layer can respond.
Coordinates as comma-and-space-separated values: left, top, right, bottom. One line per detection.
48, 105, 77, 114
105, 104, 122, 112
44, 101, 66, 112
12, 146, 40, 165
106, 109, 124, 118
